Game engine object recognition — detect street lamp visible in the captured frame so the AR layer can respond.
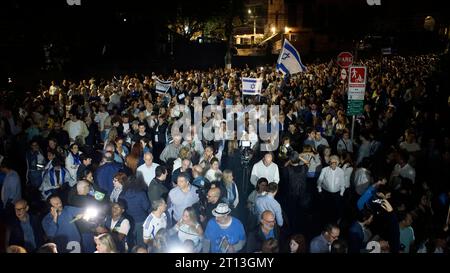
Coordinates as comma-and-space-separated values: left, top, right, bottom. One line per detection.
271, 26, 276, 34
248, 8, 256, 45
284, 26, 289, 33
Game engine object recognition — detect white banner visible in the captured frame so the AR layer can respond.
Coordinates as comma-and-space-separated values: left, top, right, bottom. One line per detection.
242, 77, 262, 96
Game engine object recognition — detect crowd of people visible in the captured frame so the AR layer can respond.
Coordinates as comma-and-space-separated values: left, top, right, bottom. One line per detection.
1, 53, 449, 253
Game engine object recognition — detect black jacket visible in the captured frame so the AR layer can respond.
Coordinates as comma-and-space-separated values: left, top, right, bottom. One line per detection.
246, 225, 280, 253
147, 178, 169, 206
8, 214, 45, 252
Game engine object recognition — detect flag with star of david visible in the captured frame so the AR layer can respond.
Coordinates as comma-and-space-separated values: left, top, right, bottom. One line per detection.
276, 38, 307, 75
242, 77, 263, 96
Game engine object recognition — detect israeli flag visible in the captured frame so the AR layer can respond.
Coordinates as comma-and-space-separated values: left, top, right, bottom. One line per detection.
155, 78, 172, 94
276, 39, 307, 75
242, 77, 263, 95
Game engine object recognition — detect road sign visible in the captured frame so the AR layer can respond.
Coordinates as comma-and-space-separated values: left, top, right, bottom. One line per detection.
337, 52, 353, 68
347, 66, 366, 116
340, 68, 347, 80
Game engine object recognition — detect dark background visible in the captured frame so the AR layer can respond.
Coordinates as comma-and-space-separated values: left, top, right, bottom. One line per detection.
1, 0, 449, 89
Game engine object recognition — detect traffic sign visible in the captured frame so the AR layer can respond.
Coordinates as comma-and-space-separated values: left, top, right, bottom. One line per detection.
337, 52, 353, 68
347, 66, 366, 116
340, 68, 347, 80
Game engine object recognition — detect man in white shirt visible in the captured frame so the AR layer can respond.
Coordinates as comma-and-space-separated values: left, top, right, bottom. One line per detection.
390, 151, 416, 188
94, 104, 110, 141
317, 155, 346, 224
143, 198, 168, 245
137, 152, 160, 186
250, 153, 280, 187
63, 112, 89, 145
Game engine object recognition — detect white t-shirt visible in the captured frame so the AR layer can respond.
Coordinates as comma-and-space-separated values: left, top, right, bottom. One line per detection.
110, 218, 131, 235
143, 212, 168, 240
67, 120, 82, 141
95, 112, 109, 131
174, 223, 203, 252
137, 163, 160, 186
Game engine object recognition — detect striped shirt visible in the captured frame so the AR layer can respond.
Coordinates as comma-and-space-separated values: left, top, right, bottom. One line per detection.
143, 212, 167, 240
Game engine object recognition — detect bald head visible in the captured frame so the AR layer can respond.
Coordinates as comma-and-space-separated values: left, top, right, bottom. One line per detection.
261, 210, 276, 229
144, 152, 154, 166
76, 180, 90, 195
14, 199, 29, 221
207, 187, 221, 204
15, 199, 28, 208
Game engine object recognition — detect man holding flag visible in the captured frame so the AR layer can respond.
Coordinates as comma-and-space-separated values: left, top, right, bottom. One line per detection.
276, 39, 307, 75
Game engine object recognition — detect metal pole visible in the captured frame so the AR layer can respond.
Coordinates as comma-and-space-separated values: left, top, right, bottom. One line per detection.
351, 115, 355, 143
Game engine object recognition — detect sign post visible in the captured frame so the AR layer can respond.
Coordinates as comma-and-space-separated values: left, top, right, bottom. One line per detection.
347, 66, 367, 141
337, 52, 354, 68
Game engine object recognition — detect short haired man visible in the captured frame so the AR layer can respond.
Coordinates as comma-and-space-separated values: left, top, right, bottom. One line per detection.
147, 165, 169, 205
143, 198, 168, 245
255, 183, 283, 227
167, 173, 199, 222
41, 195, 83, 253
137, 152, 160, 186
203, 203, 246, 253
310, 223, 340, 253
250, 152, 280, 187
246, 210, 279, 253
7, 200, 45, 252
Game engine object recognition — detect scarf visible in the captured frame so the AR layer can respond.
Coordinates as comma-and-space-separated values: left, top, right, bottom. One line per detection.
71, 152, 81, 165
49, 168, 66, 186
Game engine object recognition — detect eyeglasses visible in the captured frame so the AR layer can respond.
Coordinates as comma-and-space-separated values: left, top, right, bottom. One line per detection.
328, 233, 339, 240
330, 161, 338, 164
263, 219, 276, 224
15, 207, 26, 211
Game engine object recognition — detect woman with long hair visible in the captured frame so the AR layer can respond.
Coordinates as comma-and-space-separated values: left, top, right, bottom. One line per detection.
110, 172, 127, 202
94, 233, 118, 253
114, 135, 129, 164
169, 207, 204, 253
204, 157, 222, 182
289, 234, 307, 253
65, 143, 82, 182
123, 154, 138, 176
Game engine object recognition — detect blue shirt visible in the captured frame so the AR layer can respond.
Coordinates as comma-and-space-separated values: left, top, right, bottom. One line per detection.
264, 229, 275, 240
94, 162, 122, 195
21, 217, 36, 251
168, 185, 199, 221
205, 217, 246, 253
357, 185, 377, 211
42, 206, 83, 253
255, 195, 284, 226
310, 234, 330, 253
119, 190, 151, 223
1, 170, 21, 208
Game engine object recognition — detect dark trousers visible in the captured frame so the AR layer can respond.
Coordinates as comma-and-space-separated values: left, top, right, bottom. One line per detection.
81, 232, 96, 253
320, 190, 344, 227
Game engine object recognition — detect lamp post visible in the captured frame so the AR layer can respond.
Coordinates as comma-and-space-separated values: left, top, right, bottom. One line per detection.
248, 9, 256, 45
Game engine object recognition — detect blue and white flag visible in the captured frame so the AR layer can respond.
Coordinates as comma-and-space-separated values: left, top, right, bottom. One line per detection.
155, 78, 172, 94
242, 77, 263, 95
276, 39, 307, 75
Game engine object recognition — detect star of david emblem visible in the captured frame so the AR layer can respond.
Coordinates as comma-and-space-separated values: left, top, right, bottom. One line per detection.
251, 84, 256, 89
282, 53, 290, 60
